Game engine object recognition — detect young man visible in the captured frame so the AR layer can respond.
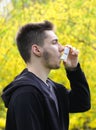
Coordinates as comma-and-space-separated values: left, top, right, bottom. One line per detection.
2, 21, 91, 130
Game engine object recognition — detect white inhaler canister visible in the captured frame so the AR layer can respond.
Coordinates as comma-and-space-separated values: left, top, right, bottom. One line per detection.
61, 47, 70, 62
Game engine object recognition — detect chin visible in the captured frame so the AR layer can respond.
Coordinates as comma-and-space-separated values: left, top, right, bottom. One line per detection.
53, 65, 60, 69
48, 62, 60, 69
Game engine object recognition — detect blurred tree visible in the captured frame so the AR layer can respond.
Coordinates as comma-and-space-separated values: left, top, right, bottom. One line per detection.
0, 0, 96, 129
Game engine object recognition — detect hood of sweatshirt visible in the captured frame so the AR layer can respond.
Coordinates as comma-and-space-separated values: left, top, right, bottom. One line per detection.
1, 68, 49, 108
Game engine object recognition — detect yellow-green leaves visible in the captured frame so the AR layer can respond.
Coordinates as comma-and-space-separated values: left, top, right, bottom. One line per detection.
0, 0, 96, 129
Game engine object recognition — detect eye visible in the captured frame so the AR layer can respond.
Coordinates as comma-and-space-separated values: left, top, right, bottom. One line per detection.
52, 39, 58, 45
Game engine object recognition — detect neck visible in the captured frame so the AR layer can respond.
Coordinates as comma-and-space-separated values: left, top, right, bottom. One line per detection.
27, 62, 50, 84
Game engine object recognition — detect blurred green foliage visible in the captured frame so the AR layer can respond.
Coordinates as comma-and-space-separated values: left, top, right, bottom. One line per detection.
0, 0, 96, 129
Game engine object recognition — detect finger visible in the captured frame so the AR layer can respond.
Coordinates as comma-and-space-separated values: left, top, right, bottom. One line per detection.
72, 49, 79, 55
64, 44, 72, 49
71, 47, 79, 55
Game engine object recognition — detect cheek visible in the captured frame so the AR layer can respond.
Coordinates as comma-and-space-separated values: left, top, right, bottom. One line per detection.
43, 51, 50, 61
42, 46, 59, 61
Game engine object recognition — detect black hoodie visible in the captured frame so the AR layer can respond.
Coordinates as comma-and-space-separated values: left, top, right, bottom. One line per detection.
1, 64, 91, 130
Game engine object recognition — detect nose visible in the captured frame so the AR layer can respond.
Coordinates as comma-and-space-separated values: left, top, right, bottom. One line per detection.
58, 43, 64, 53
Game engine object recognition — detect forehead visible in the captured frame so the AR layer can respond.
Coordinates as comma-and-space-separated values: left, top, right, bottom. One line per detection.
44, 30, 58, 40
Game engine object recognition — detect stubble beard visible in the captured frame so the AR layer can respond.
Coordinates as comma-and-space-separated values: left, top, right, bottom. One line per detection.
42, 50, 60, 69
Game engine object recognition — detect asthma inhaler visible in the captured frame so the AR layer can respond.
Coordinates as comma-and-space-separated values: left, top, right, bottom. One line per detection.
60, 47, 70, 62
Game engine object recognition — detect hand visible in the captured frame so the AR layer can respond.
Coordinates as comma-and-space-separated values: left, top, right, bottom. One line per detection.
63, 45, 79, 70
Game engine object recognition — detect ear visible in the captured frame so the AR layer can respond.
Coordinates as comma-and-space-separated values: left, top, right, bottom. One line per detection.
32, 44, 42, 57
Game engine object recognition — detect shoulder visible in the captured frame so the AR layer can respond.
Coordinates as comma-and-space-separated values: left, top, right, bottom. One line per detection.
10, 85, 44, 107
9, 86, 45, 119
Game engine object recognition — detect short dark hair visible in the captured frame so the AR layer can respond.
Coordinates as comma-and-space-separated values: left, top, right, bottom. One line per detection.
16, 20, 54, 63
